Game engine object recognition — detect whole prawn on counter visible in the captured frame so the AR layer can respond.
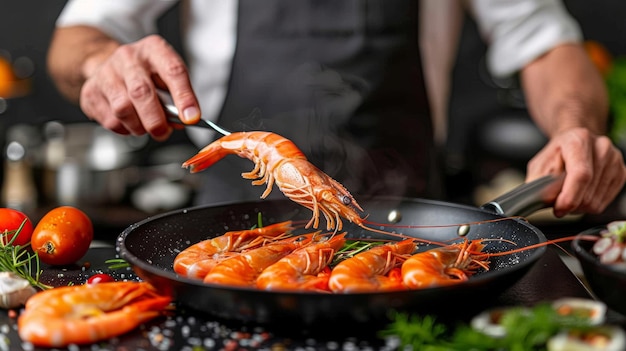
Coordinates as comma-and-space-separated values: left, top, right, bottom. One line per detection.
18, 281, 171, 348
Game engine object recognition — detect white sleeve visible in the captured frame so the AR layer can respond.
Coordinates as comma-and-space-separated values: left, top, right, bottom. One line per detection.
467, 0, 583, 77
55, 0, 178, 43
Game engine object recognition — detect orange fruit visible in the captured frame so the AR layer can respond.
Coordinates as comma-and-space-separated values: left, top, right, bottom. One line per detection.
584, 40, 613, 77
31, 206, 94, 266
0, 57, 15, 97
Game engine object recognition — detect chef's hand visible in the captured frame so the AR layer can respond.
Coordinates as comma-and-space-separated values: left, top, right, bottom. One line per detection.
526, 127, 626, 217
79, 35, 201, 141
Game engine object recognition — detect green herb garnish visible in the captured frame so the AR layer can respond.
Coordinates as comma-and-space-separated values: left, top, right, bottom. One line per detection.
0, 219, 51, 290
380, 303, 597, 351
105, 258, 130, 270
330, 240, 384, 267
257, 212, 263, 229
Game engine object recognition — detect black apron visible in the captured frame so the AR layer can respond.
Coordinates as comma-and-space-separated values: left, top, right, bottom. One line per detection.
195, 0, 441, 205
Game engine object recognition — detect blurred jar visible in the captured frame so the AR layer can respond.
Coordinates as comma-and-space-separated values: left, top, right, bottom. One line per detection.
40, 121, 149, 207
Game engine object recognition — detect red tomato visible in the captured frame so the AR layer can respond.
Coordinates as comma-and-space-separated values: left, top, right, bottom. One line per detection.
31, 206, 94, 266
86, 273, 115, 285
0, 208, 34, 246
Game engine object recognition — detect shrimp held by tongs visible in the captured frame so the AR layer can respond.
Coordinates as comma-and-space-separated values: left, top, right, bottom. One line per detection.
18, 281, 171, 348
182, 131, 365, 231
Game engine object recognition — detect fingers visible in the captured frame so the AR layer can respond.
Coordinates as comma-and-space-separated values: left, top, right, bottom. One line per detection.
79, 35, 200, 141
527, 128, 626, 217
563, 134, 626, 215
80, 85, 130, 136
555, 129, 594, 216
580, 137, 626, 213
141, 40, 200, 125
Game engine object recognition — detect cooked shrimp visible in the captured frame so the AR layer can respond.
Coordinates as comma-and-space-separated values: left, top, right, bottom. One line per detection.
256, 233, 347, 292
402, 239, 490, 289
203, 233, 315, 287
173, 220, 294, 279
17, 281, 171, 348
182, 132, 365, 231
328, 239, 416, 293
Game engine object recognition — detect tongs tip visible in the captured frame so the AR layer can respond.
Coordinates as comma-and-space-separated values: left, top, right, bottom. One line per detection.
157, 89, 231, 136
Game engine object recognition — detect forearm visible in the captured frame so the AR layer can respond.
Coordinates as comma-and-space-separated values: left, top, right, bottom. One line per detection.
520, 43, 609, 136
47, 25, 120, 104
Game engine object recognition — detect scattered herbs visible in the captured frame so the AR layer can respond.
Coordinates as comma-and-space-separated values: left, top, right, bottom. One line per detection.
0, 219, 51, 290
257, 212, 264, 229
330, 240, 384, 267
380, 303, 597, 351
106, 258, 130, 270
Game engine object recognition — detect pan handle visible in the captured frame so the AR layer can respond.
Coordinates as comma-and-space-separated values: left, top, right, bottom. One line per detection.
480, 173, 565, 217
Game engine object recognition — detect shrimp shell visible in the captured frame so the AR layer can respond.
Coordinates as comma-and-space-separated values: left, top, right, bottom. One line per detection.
173, 220, 294, 279
182, 131, 364, 231
203, 233, 315, 287
402, 240, 490, 289
256, 233, 347, 292
328, 239, 416, 293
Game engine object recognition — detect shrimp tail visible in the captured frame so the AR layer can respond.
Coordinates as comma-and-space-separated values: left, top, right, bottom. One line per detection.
182, 142, 232, 173
127, 295, 172, 318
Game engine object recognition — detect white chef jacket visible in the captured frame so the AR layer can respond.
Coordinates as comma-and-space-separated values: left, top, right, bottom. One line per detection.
55, 0, 583, 144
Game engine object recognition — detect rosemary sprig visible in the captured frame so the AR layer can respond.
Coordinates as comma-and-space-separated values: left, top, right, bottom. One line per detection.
0, 219, 51, 290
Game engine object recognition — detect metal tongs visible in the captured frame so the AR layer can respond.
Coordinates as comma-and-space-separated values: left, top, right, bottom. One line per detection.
156, 89, 231, 136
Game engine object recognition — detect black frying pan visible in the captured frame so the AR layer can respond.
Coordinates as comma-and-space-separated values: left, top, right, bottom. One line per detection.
117, 175, 563, 326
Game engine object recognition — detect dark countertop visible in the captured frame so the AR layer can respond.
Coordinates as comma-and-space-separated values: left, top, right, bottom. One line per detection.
2, 242, 620, 351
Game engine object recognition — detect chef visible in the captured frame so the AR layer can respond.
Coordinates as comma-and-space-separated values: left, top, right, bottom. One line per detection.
46, 0, 626, 217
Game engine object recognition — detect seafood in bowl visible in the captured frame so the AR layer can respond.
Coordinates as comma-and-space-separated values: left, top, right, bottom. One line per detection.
573, 221, 626, 316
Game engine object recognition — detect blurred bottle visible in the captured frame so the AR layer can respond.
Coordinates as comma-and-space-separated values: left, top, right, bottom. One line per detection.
1, 124, 41, 213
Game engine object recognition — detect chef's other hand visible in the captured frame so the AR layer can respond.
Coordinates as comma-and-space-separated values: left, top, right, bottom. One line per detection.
79, 35, 200, 141
526, 127, 626, 217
